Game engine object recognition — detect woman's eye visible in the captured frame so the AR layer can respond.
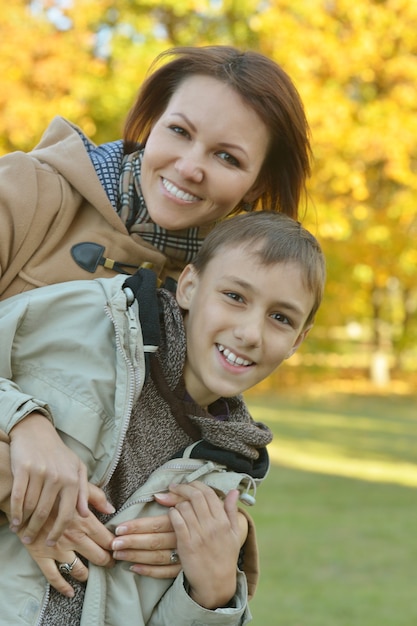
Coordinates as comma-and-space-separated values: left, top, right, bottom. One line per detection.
217, 151, 240, 167
169, 125, 189, 138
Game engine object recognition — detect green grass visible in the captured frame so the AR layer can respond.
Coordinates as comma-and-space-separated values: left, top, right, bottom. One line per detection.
245, 391, 417, 626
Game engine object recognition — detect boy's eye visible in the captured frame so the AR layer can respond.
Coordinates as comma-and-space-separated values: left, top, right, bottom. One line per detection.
224, 291, 244, 303
217, 151, 240, 167
271, 312, 291, 325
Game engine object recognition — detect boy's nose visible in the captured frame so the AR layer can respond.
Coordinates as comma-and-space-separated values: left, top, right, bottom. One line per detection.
233, 318, 262, 348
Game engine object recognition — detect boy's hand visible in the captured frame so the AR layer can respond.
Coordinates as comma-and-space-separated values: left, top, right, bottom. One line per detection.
9, 413, 90, 545
168, 482, 241, 609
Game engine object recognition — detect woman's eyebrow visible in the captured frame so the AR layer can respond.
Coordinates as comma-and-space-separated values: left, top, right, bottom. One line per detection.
171, 112, 196, 132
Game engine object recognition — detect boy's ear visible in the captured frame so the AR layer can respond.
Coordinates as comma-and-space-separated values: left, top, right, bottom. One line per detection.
285, 326, 312, 359
176, 264, 198, 310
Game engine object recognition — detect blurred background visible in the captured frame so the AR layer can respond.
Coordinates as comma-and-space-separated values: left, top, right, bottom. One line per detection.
2, 1, 416, 624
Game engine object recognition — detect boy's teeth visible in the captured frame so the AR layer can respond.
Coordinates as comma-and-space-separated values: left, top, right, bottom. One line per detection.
162, 178, 199, 202
217, 344, 252, 367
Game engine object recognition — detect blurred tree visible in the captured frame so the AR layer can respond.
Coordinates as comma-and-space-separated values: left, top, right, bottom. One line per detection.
1, 0, 416, 378
0, 0, 261, 149
254, 0, 417, 376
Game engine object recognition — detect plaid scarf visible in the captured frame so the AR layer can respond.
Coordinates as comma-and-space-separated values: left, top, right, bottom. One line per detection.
118, 150, 211, 264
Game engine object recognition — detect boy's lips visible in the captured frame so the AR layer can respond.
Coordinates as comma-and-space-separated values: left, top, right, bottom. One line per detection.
162, 177, 202, 202
216, 344, 254, 367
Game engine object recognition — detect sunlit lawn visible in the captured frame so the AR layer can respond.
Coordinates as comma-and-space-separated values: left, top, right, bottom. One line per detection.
245, 391, 417, 626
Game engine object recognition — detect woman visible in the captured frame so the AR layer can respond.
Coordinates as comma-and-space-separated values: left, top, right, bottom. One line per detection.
0, 44, 311, 593
0, 45, 311, 300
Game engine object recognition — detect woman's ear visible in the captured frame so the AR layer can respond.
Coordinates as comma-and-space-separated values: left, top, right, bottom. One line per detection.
176, 264, 198, 311
285, 326, 312, 359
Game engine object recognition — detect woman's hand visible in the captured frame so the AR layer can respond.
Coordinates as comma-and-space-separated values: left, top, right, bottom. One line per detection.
112, 510, 181, 579
15, 485, 116, 598
9, 413, 90, 545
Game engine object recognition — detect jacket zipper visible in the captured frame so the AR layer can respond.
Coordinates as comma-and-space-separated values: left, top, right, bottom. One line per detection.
35, 582, 50, 626
101, 305, 141, 487
115, 463, 206, 516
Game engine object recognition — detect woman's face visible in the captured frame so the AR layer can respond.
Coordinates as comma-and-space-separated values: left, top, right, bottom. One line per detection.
140, 75, 269, 231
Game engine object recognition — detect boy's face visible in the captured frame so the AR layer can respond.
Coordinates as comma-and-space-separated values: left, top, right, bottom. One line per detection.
176, 245, 315, 408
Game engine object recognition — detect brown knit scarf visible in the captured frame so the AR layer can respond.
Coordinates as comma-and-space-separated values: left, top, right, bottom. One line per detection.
118, 150, 212, 264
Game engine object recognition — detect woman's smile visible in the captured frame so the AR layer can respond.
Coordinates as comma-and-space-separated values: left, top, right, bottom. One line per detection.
161, 177, 202, 203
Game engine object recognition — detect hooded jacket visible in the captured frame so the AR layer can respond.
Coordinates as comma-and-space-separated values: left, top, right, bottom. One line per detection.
0, 272, 270, 625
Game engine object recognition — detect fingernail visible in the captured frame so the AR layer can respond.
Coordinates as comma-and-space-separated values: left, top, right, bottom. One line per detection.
46, 539, 56, 547
154, 492, 170, 500
22, 536, 32, 545
65, 589, 75, 598
105, 502, 116, 514
12, 518, 20, 527
129, 565, 144, 574
113, 550, 126, 559
115, 525, 127, 536
112, 539, 123, 550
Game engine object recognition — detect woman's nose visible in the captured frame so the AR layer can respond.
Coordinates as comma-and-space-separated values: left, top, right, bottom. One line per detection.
174, 150, 204, 183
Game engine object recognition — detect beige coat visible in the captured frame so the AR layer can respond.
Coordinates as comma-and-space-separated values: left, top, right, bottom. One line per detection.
0, 117, 184, 301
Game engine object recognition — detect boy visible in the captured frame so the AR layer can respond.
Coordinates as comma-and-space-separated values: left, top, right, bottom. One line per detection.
0, 212, 325, 625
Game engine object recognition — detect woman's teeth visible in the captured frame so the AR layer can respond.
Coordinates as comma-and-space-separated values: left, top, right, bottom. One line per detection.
162, 178, 200, 202
217, 344, 252, 367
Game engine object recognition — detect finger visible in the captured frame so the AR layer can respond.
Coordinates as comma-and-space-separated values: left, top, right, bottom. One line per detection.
223, 489, 240, 523
57, 553, 88, 582
169, 482, 218, 519
78, 515, 115, 550
112, 530, 175, 552
38, 561, 76, 598
113, 547, 171, 564
35, 555, 88, 598
86, 483, 115, 516
153, 492, 186, 508
9, 470, 36, 528
129, 562, 182, 579
44, 486, 79, 546
76, 464, 90, 518
115, 513, 173, 537
18, 476, 62, 542
66, 532, 114, 568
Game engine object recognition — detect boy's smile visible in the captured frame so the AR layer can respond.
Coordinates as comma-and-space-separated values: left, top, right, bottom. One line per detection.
176, 244, 315, 408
